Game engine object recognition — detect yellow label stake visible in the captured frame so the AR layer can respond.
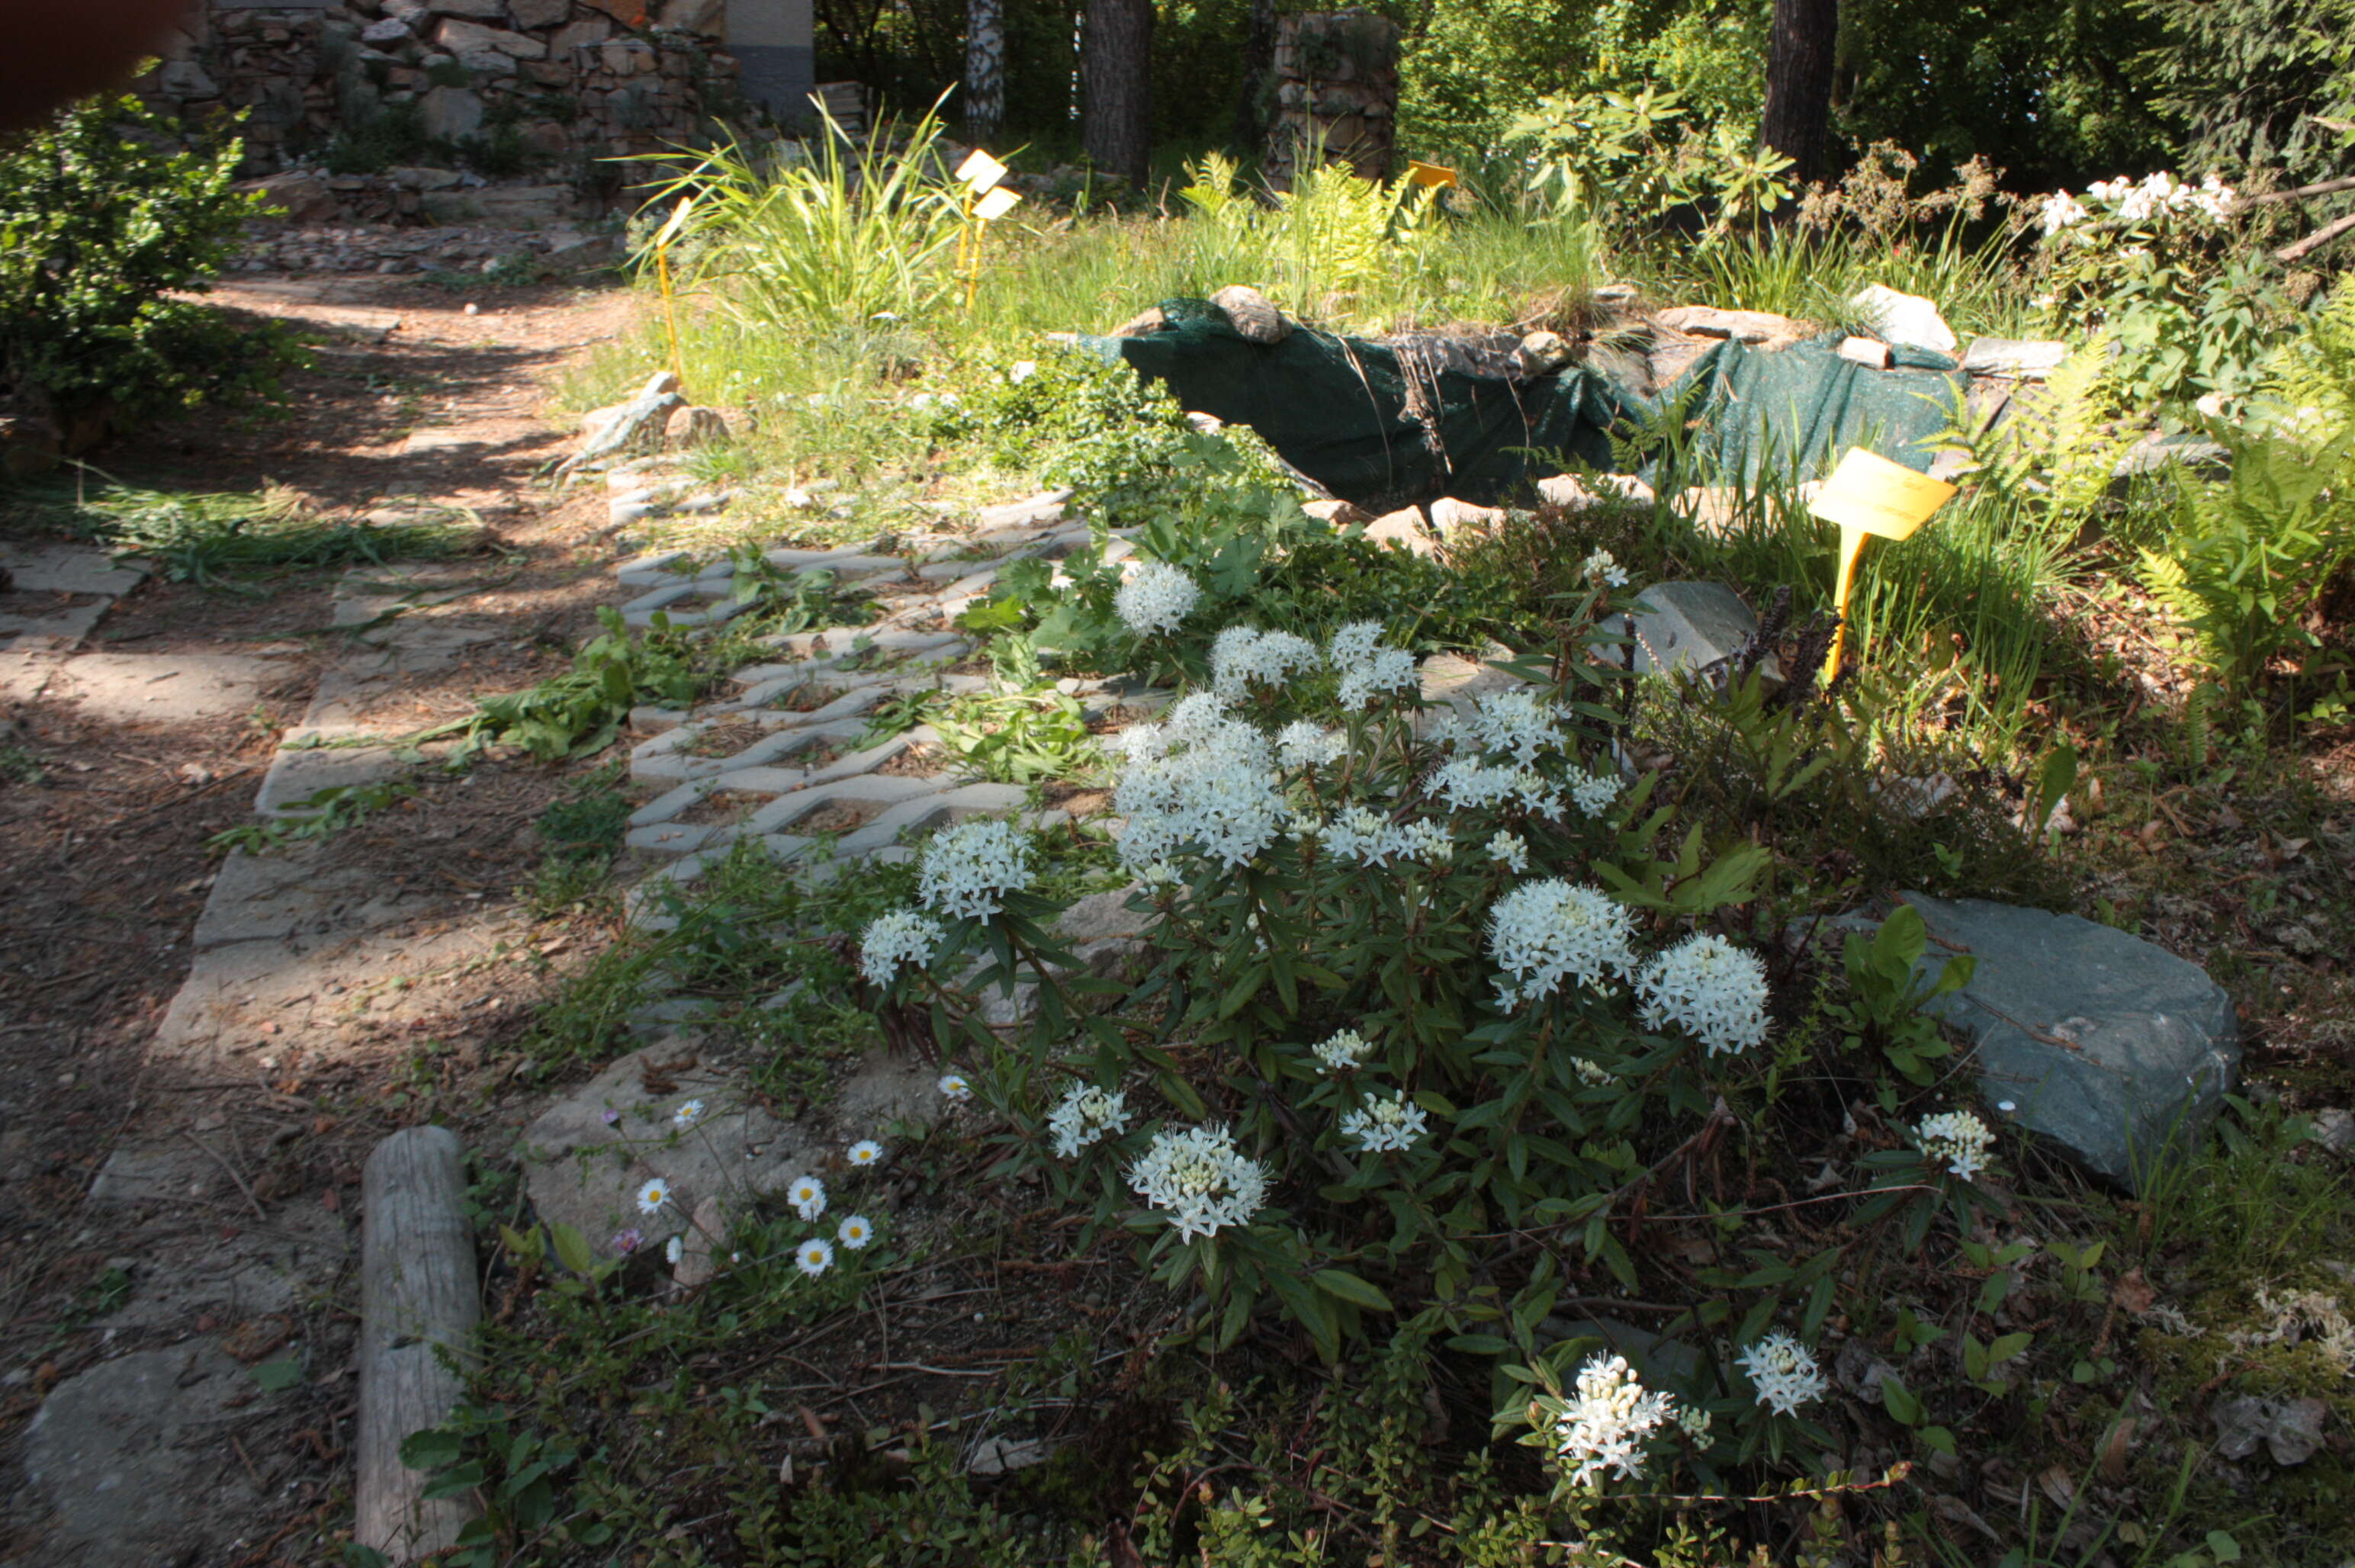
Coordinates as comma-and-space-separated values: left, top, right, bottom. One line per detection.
1807, 448, 1956, 679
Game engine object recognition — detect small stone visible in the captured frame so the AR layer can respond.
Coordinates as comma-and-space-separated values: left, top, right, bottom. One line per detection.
1850, 284, 1958, 355
1515, 329, 1573, 374
2212, 1395, 2327, 1466
1625, 581, 1759, 679
1961, 337, 2072, 378
1428, 496, 1505, 534
1211, 284, 1291, 345
1837, 336, 1893, 369
1361, 506, 1438, 557
1653, 304, 1804, 345
965, 1435, 1054, 1476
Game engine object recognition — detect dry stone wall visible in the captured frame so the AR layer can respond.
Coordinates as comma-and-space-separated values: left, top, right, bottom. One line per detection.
137, 0, 810, 212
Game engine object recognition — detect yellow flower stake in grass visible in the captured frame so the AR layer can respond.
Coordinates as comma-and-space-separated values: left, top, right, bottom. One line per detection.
650, 195, 696, 389
953, 149, 1021, 310
1807, 447, 1957, 681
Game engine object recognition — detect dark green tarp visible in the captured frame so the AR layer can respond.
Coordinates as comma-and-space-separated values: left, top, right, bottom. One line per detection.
1081, 298, 1966, 506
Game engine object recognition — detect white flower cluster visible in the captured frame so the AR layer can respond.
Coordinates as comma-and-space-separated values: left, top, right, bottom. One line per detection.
1632, 933, 1770, 1056
1212, 625, 1322, 698
1114, 561, 1201, 637
1341, 1091, 1428, 1153
1579, 549, 1629, 588
1313, 1029, 1374, 1072
1737, 1332, 1828, 1415
1487, 878, 1637, 1006
1428, 757, 1562, 816
1314, 805, 1452, 867
1048, 1083, 1132, 1158
1110, 695, 1288, 870
1567, 769, 1621, 818
1275, 720, 1347, 770
1454, 689, 1568, 765
1328, 621, 1419, 711
916, 818, 1036, 921
1555, 1354, 1678, 1486
1913, 1108, 1995, 1181
1487, 830, 1528, 872
1127, 1123, 1271, 1241
2045, 171, 2236, 236
859, 909, 945, 988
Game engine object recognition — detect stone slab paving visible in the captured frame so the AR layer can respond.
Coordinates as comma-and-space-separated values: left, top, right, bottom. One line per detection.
0, 540, 149, 648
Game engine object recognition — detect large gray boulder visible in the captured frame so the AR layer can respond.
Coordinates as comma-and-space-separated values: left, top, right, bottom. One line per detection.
1625, 581, 1767, 680
1900, 895, 2239, 1189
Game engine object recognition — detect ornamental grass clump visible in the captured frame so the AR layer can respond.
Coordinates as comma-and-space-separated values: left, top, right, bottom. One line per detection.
856, 574, 1796, 1370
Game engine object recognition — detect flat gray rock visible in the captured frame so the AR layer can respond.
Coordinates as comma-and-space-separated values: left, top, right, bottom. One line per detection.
521, 1046, 814, 1249
1901, 895, 2239, 1189
43, 652, 275, 723
0, 541, 146, 597
1624, 581, 1759, 679
23, 1343, 262, 1560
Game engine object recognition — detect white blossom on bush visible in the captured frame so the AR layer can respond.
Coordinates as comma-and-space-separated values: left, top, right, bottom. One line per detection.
859, 909, 944, 987
1737, 1332, 1828, 1415
1486, 829, 1529, 872
1428, 757, 1561, 816
1341, 1091, 1428, 1153
1392, 818, 1454, 863
916, 819, 1036, 921
1327, 622, 1418, 711
1313, 1029, 1375, 1072
1275, 720, 1347, 770
1047, 1083, 1131, 1158
1487, 879, 1637, 1005
1113, 561, 1201, 636
1633, 933, 1770, 1056
1555, 1354, 1676, 1486
1579, 549, 1629, 587
2040, 190, 2091, 235
1913, 1108, 1995, 1181
1127, 1123, 1270, 1240
1112, 705, 1287, 869
1567, 769, 1622, 818
1211, 625, 1322, 697
1456, 689, 1567, 764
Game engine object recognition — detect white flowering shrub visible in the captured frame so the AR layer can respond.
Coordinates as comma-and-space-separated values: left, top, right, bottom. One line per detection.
858, 578, 1798, 1374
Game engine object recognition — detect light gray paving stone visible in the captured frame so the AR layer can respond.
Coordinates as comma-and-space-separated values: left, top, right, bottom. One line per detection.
193, 847, 431, 949
254, 736, 406, 815
626, 821, 721, 854
743, 769, 959, 834
0, 540, 147, 597
615, 549, 703, 587
620, 580, 703, 617
975, 488, 1072, 530
834, 782, 1030, 854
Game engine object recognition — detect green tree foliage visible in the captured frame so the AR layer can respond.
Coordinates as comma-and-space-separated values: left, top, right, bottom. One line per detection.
1834, 0, 2177, 189
0, 90, 288, 428
2135, 0, 2355, 186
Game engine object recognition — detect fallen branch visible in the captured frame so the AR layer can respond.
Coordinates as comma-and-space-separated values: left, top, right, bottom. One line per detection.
2275, 210, 2355, 263
2243, 175, 2355, 207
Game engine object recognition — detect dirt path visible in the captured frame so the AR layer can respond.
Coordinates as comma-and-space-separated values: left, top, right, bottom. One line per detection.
0, 273, 641, 1565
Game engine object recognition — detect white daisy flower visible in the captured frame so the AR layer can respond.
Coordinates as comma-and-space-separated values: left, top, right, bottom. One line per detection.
916, 819, 1036, 921
795, 1237, 834, 1277
1047, 1083, 1131, 1159
859, 909, 945, 987
1555, 1353, 1675, 1487
1340, 1091, 1428, 1154
1632, 933, 1770, 1056
837, 1214, 873, 1249
673, 1099, 706, 1131
937, 1072, 972, 1101
665, 1234, 684, 1267
1127, 1123, 1270, 1241
786, 1174, 827, 1221
635, 1178, 672, 1214
1486, 878, 1637, 1005
1913, 1109, 1995, 1181
1737, 1332, 1828, 1415
1113, 561, 1201, 636
847, 1139, 884, 1168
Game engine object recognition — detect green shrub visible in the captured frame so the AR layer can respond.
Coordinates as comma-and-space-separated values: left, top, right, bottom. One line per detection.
0, 90, 290, 428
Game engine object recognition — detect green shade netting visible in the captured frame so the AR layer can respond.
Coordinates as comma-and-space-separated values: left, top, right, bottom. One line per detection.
1078, 299, 1965, 506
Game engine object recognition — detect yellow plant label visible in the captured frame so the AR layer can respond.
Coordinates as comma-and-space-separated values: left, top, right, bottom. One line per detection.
974, 185, 1021, 222
1406, 159, 1460, 188
956, 149, 1008, 192
1806, 447, 1955, 540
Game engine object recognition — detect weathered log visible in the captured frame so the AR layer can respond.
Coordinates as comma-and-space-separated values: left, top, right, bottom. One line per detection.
356, 1126, 480, 1564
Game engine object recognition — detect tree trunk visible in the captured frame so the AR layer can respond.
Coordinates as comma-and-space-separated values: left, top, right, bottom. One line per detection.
964, 0, 1006, 146
1232, 0, 1275, 154
1081, 0, 1153, 188
1761, 0, 1839, 185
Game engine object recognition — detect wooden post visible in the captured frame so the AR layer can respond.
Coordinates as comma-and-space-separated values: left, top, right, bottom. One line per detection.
356, 1126, 479, 1564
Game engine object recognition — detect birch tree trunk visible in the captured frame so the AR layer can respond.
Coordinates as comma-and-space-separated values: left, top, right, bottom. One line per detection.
965, 0, 1006, 146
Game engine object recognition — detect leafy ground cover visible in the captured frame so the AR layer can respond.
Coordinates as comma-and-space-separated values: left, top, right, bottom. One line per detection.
333, 123, 2355, 1568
